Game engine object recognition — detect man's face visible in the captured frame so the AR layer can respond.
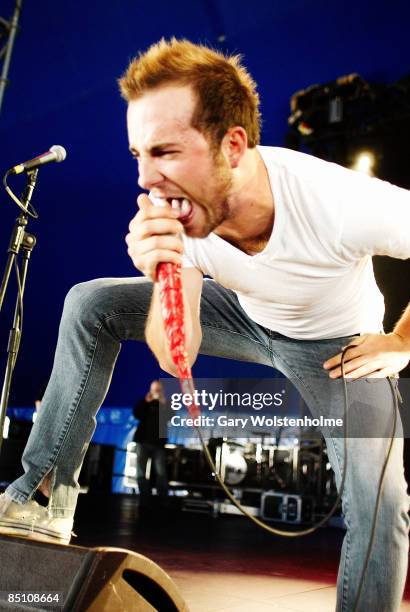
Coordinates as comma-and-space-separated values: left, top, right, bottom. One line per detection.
127, 84, 233, 237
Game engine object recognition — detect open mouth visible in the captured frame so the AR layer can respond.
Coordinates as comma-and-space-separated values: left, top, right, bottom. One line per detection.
165, 197, 193, 223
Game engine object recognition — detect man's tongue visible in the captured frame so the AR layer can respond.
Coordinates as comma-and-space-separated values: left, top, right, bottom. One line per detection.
171, 198, 192, 221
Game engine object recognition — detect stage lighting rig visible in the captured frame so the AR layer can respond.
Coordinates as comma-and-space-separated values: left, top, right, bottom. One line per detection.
287, 72, 410, 145
288, 74, 373, 135
286, 72, 410, 181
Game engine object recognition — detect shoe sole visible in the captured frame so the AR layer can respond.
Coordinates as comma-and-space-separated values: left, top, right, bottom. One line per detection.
0, 521, 70, 545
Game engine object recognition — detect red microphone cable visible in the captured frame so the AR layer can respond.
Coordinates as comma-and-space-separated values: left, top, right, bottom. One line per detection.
156, 261, 200, 419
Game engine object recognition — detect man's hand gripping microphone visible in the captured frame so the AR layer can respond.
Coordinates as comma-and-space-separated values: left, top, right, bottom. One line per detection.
149, 196, 199, 419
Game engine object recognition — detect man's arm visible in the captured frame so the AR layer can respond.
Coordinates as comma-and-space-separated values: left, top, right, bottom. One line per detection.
323, 304, 410, 379
126, 194, 203, 376
145, 268, 203, 375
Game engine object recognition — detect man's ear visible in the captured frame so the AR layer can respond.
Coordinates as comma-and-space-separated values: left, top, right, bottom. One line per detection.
221, 126, 248, 168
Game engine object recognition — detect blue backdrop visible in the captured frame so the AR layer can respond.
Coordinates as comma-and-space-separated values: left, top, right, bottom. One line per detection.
0, 0, 409, 408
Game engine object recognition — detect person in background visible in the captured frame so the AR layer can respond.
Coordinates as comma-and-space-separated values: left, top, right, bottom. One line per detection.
133, 380, 168, 511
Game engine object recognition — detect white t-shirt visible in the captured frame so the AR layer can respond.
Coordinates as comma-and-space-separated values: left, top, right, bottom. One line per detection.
182, 146, 410, 340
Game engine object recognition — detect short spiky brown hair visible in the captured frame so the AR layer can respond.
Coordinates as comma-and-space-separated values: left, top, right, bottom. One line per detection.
119, 38, 261, 149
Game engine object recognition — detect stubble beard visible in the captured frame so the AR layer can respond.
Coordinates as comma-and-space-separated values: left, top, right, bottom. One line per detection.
188, 154, 233, 238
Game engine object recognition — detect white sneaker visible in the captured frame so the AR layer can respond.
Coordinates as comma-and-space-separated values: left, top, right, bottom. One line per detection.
0, 493, 73, 545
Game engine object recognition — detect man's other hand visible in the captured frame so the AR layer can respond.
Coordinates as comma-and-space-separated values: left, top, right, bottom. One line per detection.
323, 332, 410, 379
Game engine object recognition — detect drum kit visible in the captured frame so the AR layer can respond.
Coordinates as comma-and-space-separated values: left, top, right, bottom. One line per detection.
209, 438, 281, 489
124, 435, 337, 516
167, 435, 334, 497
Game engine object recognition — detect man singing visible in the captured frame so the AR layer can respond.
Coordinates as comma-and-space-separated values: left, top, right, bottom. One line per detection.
1, 39, 410, 611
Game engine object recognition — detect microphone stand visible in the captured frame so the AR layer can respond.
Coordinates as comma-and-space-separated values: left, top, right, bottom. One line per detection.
0, 169, 38, 455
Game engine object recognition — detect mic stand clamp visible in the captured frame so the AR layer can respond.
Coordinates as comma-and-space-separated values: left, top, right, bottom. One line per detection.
0, 169, 38, 456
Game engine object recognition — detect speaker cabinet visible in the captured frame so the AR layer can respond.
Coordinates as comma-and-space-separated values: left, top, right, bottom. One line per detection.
0, 535, 187, 611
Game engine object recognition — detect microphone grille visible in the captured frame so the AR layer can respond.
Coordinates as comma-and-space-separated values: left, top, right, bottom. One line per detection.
50, 145, 67, 163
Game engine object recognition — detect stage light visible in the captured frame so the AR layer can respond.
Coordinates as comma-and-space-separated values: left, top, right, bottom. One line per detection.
352, 151, 376, 175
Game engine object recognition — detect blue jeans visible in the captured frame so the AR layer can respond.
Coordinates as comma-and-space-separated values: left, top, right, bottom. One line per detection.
6, 277, 409, 611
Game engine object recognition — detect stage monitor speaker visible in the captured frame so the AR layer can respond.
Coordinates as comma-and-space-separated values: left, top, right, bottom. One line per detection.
0, 535, 188, 611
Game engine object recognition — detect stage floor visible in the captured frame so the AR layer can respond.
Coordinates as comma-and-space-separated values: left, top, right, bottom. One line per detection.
73, 493, 410, 612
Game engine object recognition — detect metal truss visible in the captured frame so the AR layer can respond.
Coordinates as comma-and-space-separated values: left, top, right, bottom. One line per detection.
0, 0, 23, 117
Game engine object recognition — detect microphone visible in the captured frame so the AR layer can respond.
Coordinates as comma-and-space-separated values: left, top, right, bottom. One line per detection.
9, 145, 67, 175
